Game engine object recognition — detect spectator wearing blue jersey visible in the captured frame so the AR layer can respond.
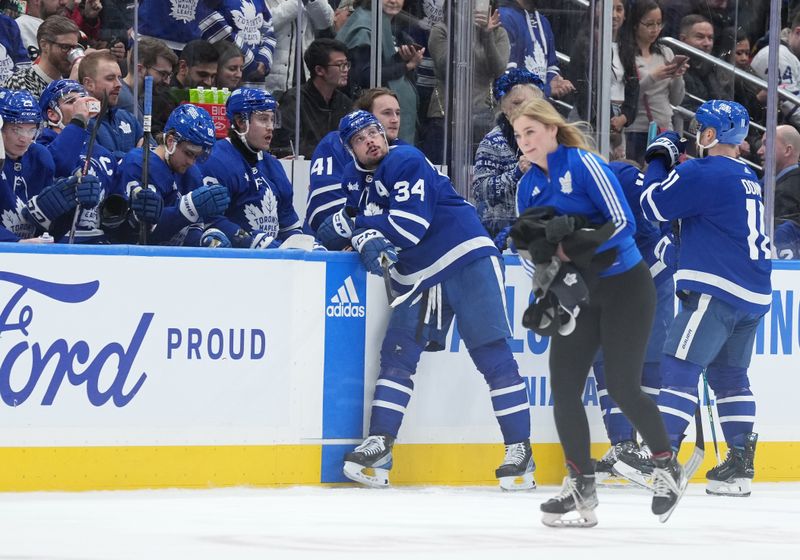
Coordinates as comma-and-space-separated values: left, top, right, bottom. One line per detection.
641, 100, 771, 498
318, 110, 535, 492
0, 13, 30, 83
511, 98, 684, 526
472, 68, 543, 241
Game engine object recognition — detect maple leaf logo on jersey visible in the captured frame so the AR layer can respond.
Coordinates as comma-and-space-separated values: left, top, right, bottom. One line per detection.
364, 202, 383, 216
119, 121, 132, 134
232, 0, 265, 46
559, 171, 573, 194
1, 198, 35, 239
169, 0, 200, 23
243, 188, 279, 237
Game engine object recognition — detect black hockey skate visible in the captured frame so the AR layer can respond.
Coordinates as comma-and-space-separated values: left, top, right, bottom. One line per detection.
612, 441, 654, 490
706, 432, 758, 497
343, 435, 395, 488
495, 441, 536, 491
540, 464, 599, 528
651, 452, 688, 523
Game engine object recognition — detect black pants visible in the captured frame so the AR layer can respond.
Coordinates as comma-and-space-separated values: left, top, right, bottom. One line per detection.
549, 261, 670, 473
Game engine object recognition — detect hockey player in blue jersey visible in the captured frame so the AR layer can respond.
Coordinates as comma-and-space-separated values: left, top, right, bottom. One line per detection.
594, 160, 677, 488
198, 87, 303, 249
640, 100, 771, 497
775, 220, 800, 259
511, 98, 684, 526
305, 88, 403, 234
1, 88, 100, 243
317, 110, 535, 491
38, 79, 117, 243
111, 104, 230, 246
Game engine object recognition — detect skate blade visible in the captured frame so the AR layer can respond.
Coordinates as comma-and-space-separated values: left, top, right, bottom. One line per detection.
595, 472, 636, 489
541, 510, 598, 528
657, 474, 689, 523
343, 461, 390, 488
706, 478, 751, 497
498, 472, 536, 491
611, 460, 653, 491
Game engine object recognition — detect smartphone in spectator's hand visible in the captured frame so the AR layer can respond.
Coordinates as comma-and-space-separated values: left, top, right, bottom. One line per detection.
671, 55, 689, 68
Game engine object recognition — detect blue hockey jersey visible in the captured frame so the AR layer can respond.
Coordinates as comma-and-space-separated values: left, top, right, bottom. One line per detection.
351, 144, 498, 294
0, 14, 30, 84
775, 220, 800, 260
609, 161, 675, 287
0, 143, 55, 240
498, 3, 560, 97
197, 0, 276, 74
113, 147, 206, 245
88, 107, 143, 161
641, 156, 772, 313
304, 130, 353, 233
199, 138, 302, 243
516, 144, 641, 277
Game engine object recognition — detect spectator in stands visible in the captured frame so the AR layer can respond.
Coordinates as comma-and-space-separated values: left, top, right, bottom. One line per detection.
264, 0, 334, 99
622, 0, 686, 164
118, 37, 178, 120
497, 0, 574, 99
79, 50, 143, 159
337, 0, 423, 144
2, 15, 81, 98
173, 40, 219, 90
750, 10, 800, 130
679, 14, 726, 112
424, 2, 509, 164
757, 125, 800, 226
67, 1, 126, 62
332, 0, 354, 34
215, 41, 244, 90
689, 0, 736, 54
14, 0, 71, 61
567, 0, 638, 144
272, 38, 353, 159
0, 13, 30, 83
304, 87, 404, 235
472, 68, 544, 240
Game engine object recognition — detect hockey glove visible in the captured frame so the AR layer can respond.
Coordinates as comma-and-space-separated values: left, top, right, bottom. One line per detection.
200, 227, 232, 248
645, 131, 687, 168
130, 185, 164, 225
249, 231, 282, 249
26, 177, 79, 229
75, 174, 102, 208
316, 207, 357, 251
493, 226, 511, 252
352, 228, 397, 276
179, 183, 230, 222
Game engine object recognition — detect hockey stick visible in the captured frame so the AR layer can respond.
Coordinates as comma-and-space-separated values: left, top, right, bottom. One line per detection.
684, 402, 706, 480
139, 75, 153, 246
702, 370, 722, 465
379, 253, 426, 308
647, 120, 658, 144
69, 92, 109, 244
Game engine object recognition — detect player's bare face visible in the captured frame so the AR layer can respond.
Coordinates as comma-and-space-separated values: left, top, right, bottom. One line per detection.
512, 115, 557, 170
371, 95, 400, 142
351, 125, 388, 168
245, 111, 275, 151
169, 140, 204, 174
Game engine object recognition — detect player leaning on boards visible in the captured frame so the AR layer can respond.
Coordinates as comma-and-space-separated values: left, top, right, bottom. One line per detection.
316, 110, 536, 491
640, 100, 770, 497
509, 98, 686, 527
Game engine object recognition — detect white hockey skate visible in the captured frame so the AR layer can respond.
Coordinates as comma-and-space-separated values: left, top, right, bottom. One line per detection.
540, 464, 598, 528
706, 433, 757, 497
343, 435, 394, 488
495, 441, 536, 491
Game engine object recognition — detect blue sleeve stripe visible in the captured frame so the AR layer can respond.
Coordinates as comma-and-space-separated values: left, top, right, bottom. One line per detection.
581, 153, 626, 236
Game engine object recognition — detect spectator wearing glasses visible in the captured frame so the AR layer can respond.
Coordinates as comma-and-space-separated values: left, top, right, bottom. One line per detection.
621, 0, 686, 164
272, 38, 353, 159
2, 15, 82, 98
79, 50, 143, 160
13, 0, 71, 61
118, 37, 178, 121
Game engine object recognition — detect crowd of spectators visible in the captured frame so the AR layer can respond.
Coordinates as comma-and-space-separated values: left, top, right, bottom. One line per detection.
0, 0, 799, 257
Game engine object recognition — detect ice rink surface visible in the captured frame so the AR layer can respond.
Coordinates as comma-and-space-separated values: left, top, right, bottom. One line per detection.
1, 483, 798, 559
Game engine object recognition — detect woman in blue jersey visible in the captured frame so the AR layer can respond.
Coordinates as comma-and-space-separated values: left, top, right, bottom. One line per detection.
510, 98, 684, 527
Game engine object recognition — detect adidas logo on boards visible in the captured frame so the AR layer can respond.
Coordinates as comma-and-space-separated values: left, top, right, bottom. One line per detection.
326, 275, 366, 318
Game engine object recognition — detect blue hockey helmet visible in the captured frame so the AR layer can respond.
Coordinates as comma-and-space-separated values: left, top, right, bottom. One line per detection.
339, 110, 384, 148
694, 100, 750, 146
0, 88, 42, 125
39, 79, 86, 119
493, 68, 545, 102
165, 104, 216, 153
225, 87, 278, 125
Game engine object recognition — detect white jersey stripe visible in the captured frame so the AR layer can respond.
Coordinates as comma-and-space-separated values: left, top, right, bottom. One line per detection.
376, 379, 413, 396
372, 400, 406, 413
674, 269, 772, 306
675, 293, 711, 360
388, 216, 421, 245
495, 403, 529, 417
658, 405, 694, 423
489, 382, 527, 398
716, 395, 755, 404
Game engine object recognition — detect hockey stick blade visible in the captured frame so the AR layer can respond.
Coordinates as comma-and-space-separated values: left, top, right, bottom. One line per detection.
685, 404, 706, 480
69, 92, 109, 244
